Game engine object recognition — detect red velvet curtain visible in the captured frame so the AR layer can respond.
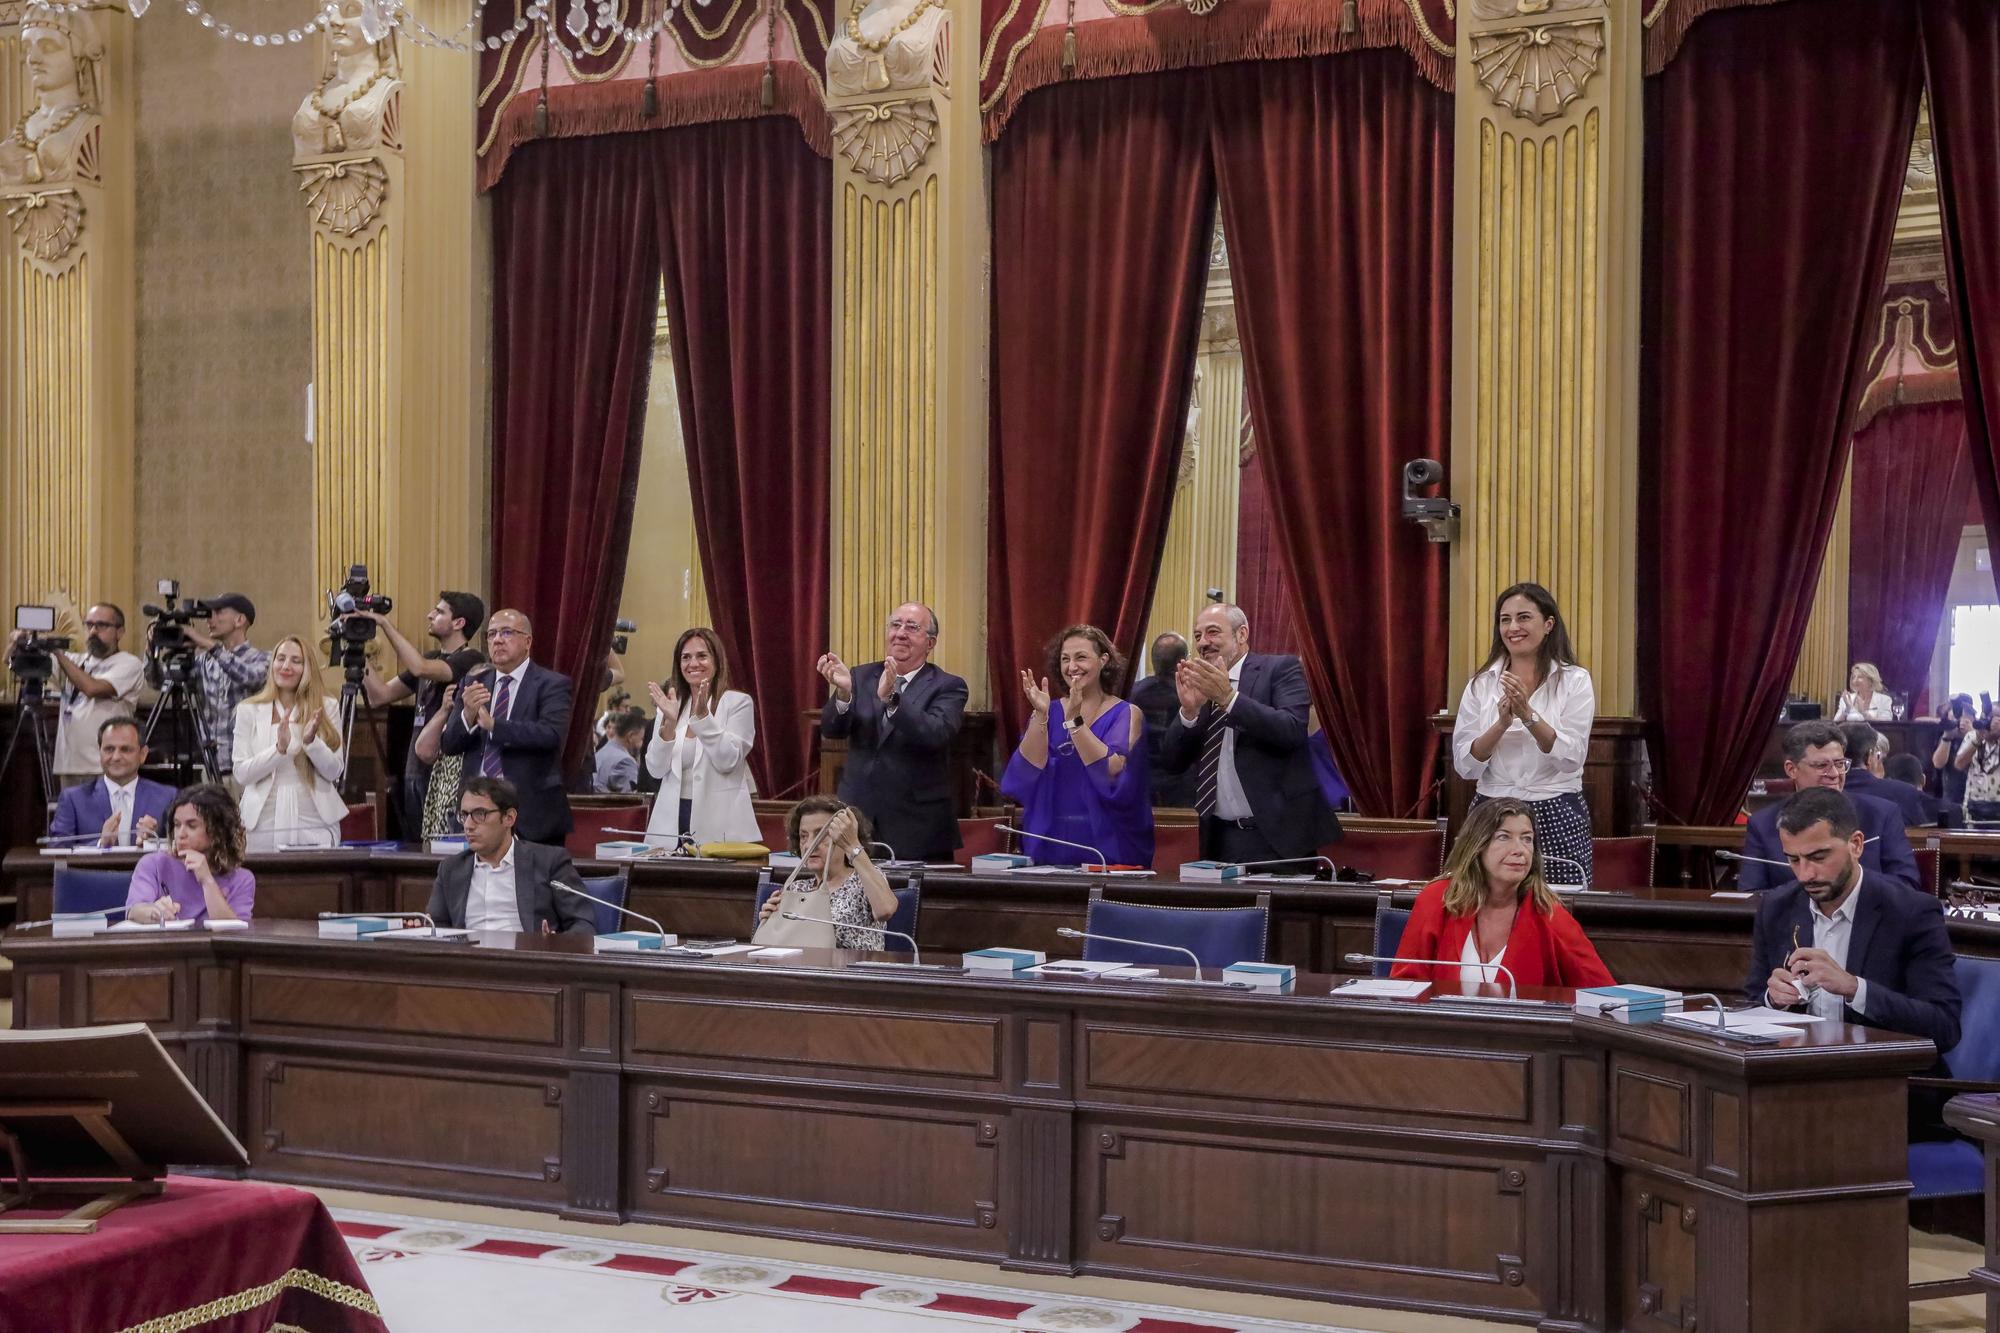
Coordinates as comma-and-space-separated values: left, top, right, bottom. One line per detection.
490, 135, 662, 773
1638, 0, 1922, 825
1922, 0, 2000, 594
1234, 440, 1304, 661
1848, 402, 1973, 713
988, 72, 1215, 741
1209, 51, 1452, 816
652, 118, 831, 797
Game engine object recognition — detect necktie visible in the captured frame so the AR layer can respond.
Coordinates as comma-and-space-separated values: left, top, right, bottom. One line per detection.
1195, 703, 1226, 817
112, 788, 130, 836
481, 675, 514, 777
887, 674, 906, 719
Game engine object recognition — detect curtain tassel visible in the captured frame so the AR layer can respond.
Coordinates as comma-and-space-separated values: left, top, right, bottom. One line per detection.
760, 63, 775, 107
641, 78, 659, 117
1340, 0, 1355, 32
1061, 26, 1077, 71
533, 94, 550, 137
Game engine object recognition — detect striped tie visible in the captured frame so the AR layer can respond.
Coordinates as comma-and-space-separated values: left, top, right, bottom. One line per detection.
481, 675, 513, 777
1195, 704, 1225, 817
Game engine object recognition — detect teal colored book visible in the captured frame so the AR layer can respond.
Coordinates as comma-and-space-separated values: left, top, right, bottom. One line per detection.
595, 931, 677, 953
964, 947, 1046, 973
1179, 861, 1244, 882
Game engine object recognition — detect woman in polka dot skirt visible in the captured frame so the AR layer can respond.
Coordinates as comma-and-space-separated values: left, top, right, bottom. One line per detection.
1451, 582, 1599, 886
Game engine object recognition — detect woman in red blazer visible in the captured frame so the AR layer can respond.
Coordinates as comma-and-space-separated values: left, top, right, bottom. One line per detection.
1392, 797, 1615, 990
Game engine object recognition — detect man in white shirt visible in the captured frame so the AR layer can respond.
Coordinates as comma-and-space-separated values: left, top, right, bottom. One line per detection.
424, 775, 595, 936
1748, 787, 1959, 1051
6, 603, 146, 787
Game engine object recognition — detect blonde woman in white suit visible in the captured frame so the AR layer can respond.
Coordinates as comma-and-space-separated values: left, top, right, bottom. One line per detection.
234, 636, 349, 851
644, 627, 760, 847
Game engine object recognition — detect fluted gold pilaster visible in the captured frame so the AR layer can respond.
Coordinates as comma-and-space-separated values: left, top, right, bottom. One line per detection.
1144, 324, 1242, 657
1451, 2, 1639, 714
1791, 461, 1854, 708
827, 0, 988, 703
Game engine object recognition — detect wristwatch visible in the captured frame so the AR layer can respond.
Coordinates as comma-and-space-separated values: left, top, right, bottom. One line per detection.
1526, 710, 1542, 727
1063, 713, 1085, 733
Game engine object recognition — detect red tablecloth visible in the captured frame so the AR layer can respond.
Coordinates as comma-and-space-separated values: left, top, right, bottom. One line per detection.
0, 1176, 385, 1333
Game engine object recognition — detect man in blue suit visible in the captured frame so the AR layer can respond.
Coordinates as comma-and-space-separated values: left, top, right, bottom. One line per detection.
1744, 787, 1959, 1053
48, 718, 176, 847
1840, 722, 1935, 828
1738, 720, 1917, 895
442, 609, 574, 845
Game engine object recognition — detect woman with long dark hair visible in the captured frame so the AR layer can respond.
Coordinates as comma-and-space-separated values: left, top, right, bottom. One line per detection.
1001, 624, 1153, 866
642, 627, 759, 847
124, 784, 257, 924
1451, 582, 1599, 885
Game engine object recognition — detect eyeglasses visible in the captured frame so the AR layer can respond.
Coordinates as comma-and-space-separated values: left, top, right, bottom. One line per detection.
1797, 759, 1851, 774
487, 628, 526, 641
458, 807, 503, 825
885, 619, 931, 634
83, 620, 120, 630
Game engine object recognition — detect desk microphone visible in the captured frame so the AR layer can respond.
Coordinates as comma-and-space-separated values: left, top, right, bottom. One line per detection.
1056, 926, 1202, 975
1717, 834, 1879, 873
553, 882, 669, 942
780, 910, 962, 972
995, 824, 1107, 869
1342, 951, 1519, 1001
36, 831, 140, 847
15, 906, 131, 930
1541, 853, 1590, 888
1225, 856, 1337, 880
319, 910, 447, 937
620, 828, 700, 855
1593, 991, 1742, 1032
869, 840, 898, 861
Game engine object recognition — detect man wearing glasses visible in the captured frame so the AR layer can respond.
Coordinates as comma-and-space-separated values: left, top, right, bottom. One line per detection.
425, 776, 595, 935
6, 603, 146, 789
441, 609, 574, 845
817, 601, 968, 863
1736, 720, 1918, 894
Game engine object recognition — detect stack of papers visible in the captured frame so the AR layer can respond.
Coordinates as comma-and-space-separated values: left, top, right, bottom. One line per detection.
1334, 978, 1431, 999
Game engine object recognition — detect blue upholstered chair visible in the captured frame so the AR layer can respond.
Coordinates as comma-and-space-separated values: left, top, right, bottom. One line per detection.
54, 866, 136, 916
578, 872, 630, 936
1909, 955, 2000, 1203
750, 870, 921, 949
1370, 890, 1412, 978
1079, 888, 1270, 971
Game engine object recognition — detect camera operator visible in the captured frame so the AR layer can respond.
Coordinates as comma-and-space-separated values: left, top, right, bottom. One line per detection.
353, 592, 487, 833
7, 604, 145, 787
182, 594, 269, 781
1954, 697, 2000, 825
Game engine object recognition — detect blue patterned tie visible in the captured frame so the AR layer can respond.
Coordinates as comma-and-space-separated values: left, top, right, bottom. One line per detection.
1195, 704, 1225, 817
481, 675, 513, 777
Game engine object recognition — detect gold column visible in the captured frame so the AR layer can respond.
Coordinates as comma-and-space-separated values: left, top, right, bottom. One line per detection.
1791, 460, 1853, 708
1143, 301, 1242, 658
827, 0, 988, 703
0, 1, 135, 630
298, 0, 487, 652
1449, 0, 1640, 714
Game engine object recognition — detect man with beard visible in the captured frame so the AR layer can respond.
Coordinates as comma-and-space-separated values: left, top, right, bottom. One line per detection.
355, 592, 487, 833
1747, 787, 1959, 1051
8, 603, 145, 788
1160, 604, 1340, 863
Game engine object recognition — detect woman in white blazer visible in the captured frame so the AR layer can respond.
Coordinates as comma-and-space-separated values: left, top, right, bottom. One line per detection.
644, 627, 759, 846
233, 636, 349, 851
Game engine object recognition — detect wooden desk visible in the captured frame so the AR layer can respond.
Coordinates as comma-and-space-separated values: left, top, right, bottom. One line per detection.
1945, 1094, 2000, 1333
3, 922, 1934, 1331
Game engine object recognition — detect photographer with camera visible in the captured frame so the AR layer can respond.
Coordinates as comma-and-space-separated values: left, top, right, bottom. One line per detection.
183, 593, 269, 780
7, 603, 145, 788
352, 592, 487, 834
1953, 696, 2000, 826
1934, 693, 1978, 819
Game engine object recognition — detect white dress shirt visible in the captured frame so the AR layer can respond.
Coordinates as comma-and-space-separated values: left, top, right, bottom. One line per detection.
53, 651, 145, 776
1452, 662, 1596, 801
103, 775, 139, 840
465, 842, 523, 933
1772, 869, 1871, 1020
1179, 658, 1251, 820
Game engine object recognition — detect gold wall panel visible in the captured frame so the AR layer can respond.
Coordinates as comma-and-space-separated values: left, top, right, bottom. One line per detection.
0, 25, 18, 623
310, 225, 397, 615
1142, 343, 1242, 664
10, 256, 93, 611
1790, 460, 1853, 708
831, 173, 941, 664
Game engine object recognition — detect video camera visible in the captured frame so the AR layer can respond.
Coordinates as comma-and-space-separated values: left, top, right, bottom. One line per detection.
325, 563, 392, 684
612, 618, 637, 655
7, 605, 71, 690
141, 579, 212, 689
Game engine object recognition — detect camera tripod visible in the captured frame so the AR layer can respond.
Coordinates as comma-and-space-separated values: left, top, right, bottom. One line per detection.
0, 676, 58, 810
141, 674, 215, 787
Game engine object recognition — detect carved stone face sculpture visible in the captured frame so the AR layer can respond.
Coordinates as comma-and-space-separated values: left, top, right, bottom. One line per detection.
291, 0, 401, 160
22, 24, 82, 103
328, 0, 370, 57
1, 13, 102, 188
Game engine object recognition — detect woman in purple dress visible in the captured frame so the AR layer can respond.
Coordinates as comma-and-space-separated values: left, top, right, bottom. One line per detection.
125, 784, 257, 924
1002, 625, 1154, 867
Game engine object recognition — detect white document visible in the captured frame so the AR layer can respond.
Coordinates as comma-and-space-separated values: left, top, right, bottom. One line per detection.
107, 918, 199, 932
685, 944, 758, 957
1674, 1005, 1825, 1026
748, 947, 802, 959
1709, 891, 1755, 900
1335, 978, 1432, 998
370, 926, 476, 941
1029, 960, 1131, 975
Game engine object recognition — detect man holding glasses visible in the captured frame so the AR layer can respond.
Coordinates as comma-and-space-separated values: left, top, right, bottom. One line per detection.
1736, 720, 1918, 894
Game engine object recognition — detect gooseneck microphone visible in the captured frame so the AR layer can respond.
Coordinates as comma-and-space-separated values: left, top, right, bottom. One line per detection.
995, 824, 1107, 868
1342, 951, 1519, 1001
1056, 926, 1201, 974
780, 910, 966, 973
553, 882, 668, 940
320, 910, 445, 937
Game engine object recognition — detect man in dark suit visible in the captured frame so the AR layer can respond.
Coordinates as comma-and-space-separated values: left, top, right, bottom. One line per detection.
48, 718, 176, 846
1841, 722, 1934, 828
1160, 604, 1340, 863
817, 602, 968, 863
1738, 720, 1917, 895
426, 775, 594, 935
1129, 631, 1195, 807
1744, 787, 1959, 1053
442, 609, 574, 844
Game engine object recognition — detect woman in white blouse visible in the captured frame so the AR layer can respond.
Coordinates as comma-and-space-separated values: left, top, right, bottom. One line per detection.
233, 636, 349, 851
643, 627, 760, 847
1834, 662, 1896, 722
1451, 583, 1598, 885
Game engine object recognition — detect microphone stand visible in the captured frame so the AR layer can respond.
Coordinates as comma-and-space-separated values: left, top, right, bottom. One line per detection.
1339, 951, 1556, 1005
1048, 928, 1250, 987
994, 823, 1108, 870
318, 910, 453, 940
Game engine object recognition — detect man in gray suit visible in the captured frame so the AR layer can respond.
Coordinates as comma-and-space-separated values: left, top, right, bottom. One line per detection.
426, 775, 595, 936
